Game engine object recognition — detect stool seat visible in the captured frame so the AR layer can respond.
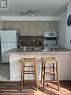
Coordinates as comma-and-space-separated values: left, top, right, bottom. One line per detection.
41, 57, 56, 64
20, 58, 38, 92
21, 58, 36, 63
41, 57, 60, 91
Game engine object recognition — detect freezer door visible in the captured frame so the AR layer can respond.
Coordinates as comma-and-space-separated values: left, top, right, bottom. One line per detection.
0, 30, 17, 42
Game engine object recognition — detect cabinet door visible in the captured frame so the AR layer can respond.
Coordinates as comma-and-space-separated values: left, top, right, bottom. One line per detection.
29, 21, 44, 36
31, 21, 43, 36
20, 22, 30, 36
49, 21, 59, 31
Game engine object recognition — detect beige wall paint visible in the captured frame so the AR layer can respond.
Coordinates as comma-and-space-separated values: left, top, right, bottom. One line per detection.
2, 21, 59, 36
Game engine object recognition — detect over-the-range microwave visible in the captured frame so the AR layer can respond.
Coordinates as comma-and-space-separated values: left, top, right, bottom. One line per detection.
43, 32, 58, 38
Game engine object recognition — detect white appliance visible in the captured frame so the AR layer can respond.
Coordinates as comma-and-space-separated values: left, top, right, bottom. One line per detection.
0, 30, 17, 63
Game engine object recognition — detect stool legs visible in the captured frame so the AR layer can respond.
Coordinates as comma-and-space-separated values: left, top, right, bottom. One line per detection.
41, 61, 43, 82
56, 62, 60, 91
34, 62, 38, 90
21, 62, 23, 92
41, 61, 46, 90
20, 58, 38, 92
52, 63, 55, 80
41, 58, 60, 91
43, 62, 45, 89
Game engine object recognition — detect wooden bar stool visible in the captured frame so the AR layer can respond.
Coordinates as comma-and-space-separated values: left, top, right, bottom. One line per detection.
41, 57, 59, 90
20, 58, 38, 92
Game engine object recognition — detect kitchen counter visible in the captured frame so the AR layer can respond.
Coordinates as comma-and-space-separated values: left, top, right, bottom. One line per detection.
7, 47, 71, 81
7, 47, 71, 53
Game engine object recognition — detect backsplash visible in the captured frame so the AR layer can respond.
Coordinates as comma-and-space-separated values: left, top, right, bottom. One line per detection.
19, 36, 43, 47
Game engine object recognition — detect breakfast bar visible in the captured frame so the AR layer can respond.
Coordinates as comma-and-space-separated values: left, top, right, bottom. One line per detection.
7, 48, 71, 81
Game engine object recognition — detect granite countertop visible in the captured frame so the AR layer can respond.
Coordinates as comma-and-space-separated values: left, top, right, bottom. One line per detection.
6, 47, 71, 54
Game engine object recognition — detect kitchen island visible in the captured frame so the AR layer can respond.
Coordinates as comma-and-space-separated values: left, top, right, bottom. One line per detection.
7, 48, 71, 81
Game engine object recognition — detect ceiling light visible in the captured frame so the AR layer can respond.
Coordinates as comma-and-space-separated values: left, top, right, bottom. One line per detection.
19, 9, 39, 16
0, 0, 7, 8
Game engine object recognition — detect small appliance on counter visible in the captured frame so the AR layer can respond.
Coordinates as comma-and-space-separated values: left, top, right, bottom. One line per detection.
43, 31, 59, 51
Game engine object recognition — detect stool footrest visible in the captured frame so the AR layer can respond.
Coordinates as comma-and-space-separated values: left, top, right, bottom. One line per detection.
24, 73, 35, 74
46, 80, 59, 83
45, 72, 56, 74
23, 71, 35, 72
45, 67, 55, 68
24, 66, 34, 67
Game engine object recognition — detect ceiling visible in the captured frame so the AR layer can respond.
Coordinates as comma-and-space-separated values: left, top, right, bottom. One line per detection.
0, 0, 70, 16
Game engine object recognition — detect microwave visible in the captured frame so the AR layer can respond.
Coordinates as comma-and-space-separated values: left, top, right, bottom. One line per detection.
43, 32, 58, 38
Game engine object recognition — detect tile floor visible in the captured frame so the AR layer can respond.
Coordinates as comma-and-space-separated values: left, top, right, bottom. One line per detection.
0, 63, 10, 81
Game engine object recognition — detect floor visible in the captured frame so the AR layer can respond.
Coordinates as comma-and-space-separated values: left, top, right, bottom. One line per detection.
0, 63, 71, 95
0, 81, 71, 95
0, 63, 10, 81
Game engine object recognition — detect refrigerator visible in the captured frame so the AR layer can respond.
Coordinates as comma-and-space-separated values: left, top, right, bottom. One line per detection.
0, 30, 17, 63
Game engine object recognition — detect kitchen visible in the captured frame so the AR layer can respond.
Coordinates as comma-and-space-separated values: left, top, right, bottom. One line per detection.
0, 0, 71, 95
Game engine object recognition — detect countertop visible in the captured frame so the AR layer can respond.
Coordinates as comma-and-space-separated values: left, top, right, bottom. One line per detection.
6, 47, 71, 54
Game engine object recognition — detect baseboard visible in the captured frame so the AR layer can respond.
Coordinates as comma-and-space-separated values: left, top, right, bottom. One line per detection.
1, 62, 9, 64
60, 80, 71, 82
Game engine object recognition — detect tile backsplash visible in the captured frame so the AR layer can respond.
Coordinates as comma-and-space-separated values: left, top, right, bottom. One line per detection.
19, 36, 43, 47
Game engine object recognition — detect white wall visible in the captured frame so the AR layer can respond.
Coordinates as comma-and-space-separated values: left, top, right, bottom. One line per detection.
59, 11, 67, 48
65, 1, 71, 49
59, 1, 71, 49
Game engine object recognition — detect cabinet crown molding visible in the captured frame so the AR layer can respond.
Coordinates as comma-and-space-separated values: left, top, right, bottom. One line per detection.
1, 16, 59, 21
